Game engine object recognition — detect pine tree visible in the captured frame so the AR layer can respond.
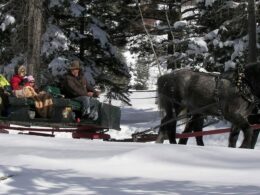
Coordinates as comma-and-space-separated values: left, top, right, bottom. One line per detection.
0, 0, 27, 64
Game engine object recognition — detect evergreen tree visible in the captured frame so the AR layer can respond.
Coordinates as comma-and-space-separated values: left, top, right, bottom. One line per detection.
169, 0, 260, 72
0, 0, 26, 64
122, 0, 259, 74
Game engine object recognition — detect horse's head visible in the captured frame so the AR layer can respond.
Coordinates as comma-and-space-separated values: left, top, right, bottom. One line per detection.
245, 62, 260, 98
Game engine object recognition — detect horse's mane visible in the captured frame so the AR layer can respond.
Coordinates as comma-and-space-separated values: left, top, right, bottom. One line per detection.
172, 67, 220, 76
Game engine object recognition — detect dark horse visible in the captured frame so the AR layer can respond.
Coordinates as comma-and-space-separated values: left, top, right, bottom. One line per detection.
156, 64, 260, 149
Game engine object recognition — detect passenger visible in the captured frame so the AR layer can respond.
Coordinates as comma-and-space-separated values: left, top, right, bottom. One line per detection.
0, 74, 10, 116
63, 60, 100, 120
11, 64, 53, 118
10, 64, 35, 97
27, 75, 53, 118
24, 75, 39, 92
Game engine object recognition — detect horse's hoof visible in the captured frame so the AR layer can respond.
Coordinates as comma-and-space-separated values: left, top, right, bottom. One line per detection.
228, 144, 236, 148
239, 144, 251, 149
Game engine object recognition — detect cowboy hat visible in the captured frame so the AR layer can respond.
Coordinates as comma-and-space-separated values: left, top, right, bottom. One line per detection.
69, 60, 81, 70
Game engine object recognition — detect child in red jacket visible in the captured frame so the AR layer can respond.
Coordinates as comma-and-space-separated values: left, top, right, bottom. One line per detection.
11, 65, 27, 90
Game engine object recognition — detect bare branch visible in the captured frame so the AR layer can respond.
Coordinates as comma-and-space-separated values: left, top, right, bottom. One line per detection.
137, 0, 162, 76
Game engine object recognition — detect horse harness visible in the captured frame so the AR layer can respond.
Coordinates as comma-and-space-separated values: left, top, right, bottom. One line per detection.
214, 75, 223, 116
214, 64, 257, 116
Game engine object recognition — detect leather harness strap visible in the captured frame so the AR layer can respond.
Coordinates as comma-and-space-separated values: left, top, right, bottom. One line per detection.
214, 75, 223, 116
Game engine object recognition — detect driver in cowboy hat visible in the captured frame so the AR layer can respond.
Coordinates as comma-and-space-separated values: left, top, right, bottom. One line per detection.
63, 60, 100, 120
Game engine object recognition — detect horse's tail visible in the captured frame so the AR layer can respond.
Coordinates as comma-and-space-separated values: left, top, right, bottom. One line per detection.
157, 74, 177, 144
156, 75, 173, 113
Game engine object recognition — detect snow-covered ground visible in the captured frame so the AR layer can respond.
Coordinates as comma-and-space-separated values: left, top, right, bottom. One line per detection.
1, 91, 260, 195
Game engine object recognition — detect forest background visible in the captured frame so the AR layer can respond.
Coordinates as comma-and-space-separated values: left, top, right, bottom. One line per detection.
0, 0, 259, 105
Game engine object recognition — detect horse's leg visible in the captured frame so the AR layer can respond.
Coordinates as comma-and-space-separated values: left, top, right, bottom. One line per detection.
251, 129, 260, 149
228, 125, 240, 148
167, 111, 178, 144
167, 104, 181, 144
240, 125, 253, 148
156, 131, 165, 143
156, 104, 178, 144
178, 116, 192, 145
229, 126, 259, 148
156, 115, 169, 143
179, 114, 204, 146
178, 113, 194, 145
229, 115, 252, 148
247, 111, 260, 149
193, 115, 204, 146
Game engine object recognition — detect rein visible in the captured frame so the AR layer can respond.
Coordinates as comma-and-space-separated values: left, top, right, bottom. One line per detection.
132, 102, 217, 138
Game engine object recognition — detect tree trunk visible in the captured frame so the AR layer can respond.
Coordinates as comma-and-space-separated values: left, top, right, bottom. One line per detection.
79, 17, 85, 60
167, 0, 181, 69
248, 0, 257, 62
27, 0, 43, 77
167, 3, 174, 55
79, 0, 85, 60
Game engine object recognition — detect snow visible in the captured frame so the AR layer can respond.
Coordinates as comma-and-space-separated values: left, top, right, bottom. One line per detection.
89, 23, 116, 56
41, 25, 69, 57
188, 37, 208, 54
204, 29, 219, 41
48, 56, 68, 76
89, 23, 109, 48
49, 0, 63, 8
205, 0, 217, 7
69, 1, 85, 17
0, 14, 15, 31
1, 90, 260, 195
147, 66, 161, 90
225, 60, 236, 71
174, 20, 187, 30
49, 0, 84, 17
231, 39, 247, 61
225, 1, 240, 9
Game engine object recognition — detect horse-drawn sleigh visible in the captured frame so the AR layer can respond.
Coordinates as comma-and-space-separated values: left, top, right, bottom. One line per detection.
2, 63, 260, 149
0, 86, 121, 139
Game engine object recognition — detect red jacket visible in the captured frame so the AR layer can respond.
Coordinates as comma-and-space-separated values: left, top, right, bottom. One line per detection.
11, 74, 28, 90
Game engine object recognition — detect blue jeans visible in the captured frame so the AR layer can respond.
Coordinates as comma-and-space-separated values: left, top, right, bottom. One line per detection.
73, 96, 99, 119
74, 96, 90, 116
